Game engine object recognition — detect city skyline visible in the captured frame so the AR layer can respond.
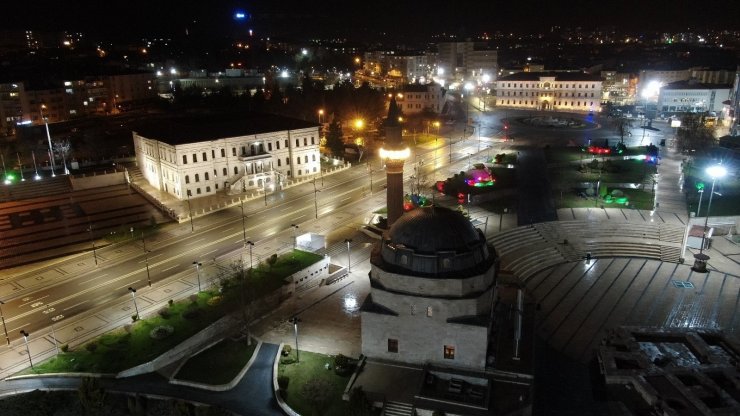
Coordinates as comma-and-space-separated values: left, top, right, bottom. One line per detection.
8, 0, 740, 41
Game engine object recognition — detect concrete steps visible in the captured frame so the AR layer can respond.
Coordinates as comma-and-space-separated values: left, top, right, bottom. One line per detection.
382, 401, 413, 416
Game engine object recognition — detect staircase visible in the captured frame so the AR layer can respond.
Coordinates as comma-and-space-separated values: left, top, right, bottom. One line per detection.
382, 401, 414, 416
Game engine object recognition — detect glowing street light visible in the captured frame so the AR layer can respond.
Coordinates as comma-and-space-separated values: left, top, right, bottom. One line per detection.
692, 164, 727, 273
40, 104, 56, 177
318, 109, 324, 124
354, 119, 364, 130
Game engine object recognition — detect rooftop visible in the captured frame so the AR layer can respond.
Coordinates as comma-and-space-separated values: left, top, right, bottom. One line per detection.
498, 72, 603, 82
662, 80, 732, 90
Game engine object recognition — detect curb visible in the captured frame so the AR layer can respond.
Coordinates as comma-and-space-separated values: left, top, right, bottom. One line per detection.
272, 343, 300, 416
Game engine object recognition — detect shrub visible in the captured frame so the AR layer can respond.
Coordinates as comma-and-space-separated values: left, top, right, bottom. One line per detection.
131, 314, 139, 322
267, 254, 278, 269
158, 308, 171, 319
61, 344, 69, 353
277, 375, 290, 391
611, 189, 624, 197
189, 294, 198, 304
124, 324, 132, 334
282, 344, 292, 355
168, 299, 174, 307
149, 325, 174, 340
85, 342, 98, 353
280, 357, 296, 365
207, 296, 222, 306
182, 308, 202, 320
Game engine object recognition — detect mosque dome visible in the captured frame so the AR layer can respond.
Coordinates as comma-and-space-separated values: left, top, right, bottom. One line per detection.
377, 206, 492, 276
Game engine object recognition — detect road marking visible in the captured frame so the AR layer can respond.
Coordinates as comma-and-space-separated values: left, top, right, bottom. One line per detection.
291, 215, 306, 222
186, 238, 205, 245
342, 197, 352, 203
203, 249, 217, 257
161, 265, 178, 273
64, 300, 89, 311
19, 295, 49, 308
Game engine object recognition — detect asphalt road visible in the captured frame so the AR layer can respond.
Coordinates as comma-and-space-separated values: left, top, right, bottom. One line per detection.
0, 126, 495, 347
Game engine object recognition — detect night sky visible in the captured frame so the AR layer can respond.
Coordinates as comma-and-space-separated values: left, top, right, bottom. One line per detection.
8, 0, 740, 40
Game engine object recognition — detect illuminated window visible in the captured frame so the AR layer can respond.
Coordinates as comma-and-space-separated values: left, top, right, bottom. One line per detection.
444, 345, 455, 359
388, 339, 398, 353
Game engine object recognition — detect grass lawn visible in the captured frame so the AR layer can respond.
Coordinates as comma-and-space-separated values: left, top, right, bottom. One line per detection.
174, 337, 257, 385
279, 350, 353, 416
24, 250, 322, 376
550, 159, 656, 186
27, 292, 227, 374
683, 160, 740, 217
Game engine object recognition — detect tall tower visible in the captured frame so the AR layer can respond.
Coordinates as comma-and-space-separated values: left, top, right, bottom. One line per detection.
379, 97, 409, 227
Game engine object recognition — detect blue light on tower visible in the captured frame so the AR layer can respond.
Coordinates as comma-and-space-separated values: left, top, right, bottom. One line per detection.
234, 10, 248, 21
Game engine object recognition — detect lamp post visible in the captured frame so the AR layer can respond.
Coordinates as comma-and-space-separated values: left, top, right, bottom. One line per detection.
193, 261, 202, 292
0, 300, 9, 346
44, 308, 59, 355
40, 104, 56, 177
240, 199, 248, 248
696, 182, 705, 217
291, 224, 299, 249
130, 226, 134, 241
87, 222, 98, 266
290, 316, 301, 362
246, 241, 254, 269
20, 330, 32, 368
692, 165, 727, 273
142, 231, 152, 287
344, 239, 352, 273
318, 109, 324, 124
128, 287, 139, 319
186, 190, 194, 232
17, 153, 24, 181
367, 162, 374, 193
312, 178, 320, 219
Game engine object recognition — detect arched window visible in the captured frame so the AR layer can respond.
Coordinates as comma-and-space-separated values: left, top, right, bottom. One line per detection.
185, 175, 190, 184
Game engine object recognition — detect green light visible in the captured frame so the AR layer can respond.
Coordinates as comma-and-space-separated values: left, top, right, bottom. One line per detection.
696, 182, 705, 190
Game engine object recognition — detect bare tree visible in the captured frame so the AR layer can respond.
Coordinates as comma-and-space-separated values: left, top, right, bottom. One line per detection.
675, 113, 716, 155
53, 139, 71, 174
611, 115, 632, 144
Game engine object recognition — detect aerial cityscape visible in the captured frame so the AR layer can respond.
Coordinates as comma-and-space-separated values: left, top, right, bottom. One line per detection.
0, 1, 739, 415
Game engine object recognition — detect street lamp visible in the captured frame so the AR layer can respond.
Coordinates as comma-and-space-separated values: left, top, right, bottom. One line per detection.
367, 162, 374, 192
20, 330, 32, 368
44, 307, 59, 355
312, 178, 321, 219
291, 224, 299, 249
318, 109, 324, 124
87, 222, 98, 266
246, 241, 255, 269
40, 104, 56, 177
0, 300, 9, 346
344, 239, 352, 273
193, 261, 203, 292
142, 231, 152, 287
186, 190, 194, 232
128, 287, 140, 319
290, 316, 301, 362
240, 199, 248, 248
692, 164, 727, 273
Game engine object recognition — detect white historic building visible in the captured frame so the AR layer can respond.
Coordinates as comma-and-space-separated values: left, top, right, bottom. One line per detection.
658, 80, 731, 114
133, 113, 320, 200
495, 72, 603, 112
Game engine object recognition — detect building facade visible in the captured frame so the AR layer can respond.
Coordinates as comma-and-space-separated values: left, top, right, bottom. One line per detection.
495, 72, 603, 112
725, 68, 740, 135
361, 206, 497, 368
436, 42, 497, 85
657, 80, 731, 114
396, 83, 446, 115
133, 114, 320, 200
600, 70, 637, 105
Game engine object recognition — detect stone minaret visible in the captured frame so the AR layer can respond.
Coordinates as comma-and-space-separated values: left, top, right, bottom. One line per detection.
379, 97, 409, 227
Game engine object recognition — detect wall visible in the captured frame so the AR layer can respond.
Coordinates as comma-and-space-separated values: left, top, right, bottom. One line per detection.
69, 171, 125, 190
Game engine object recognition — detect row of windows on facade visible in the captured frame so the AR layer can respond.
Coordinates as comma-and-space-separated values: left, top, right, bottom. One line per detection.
387, 339, 456, 360
401, 94, 437, 99
500, 82, 598, 89
499, 100, 595, 107
183, 166, 319, 195
504, 91, 596, 98
178, 136, 316, 165
182, 154, 318, 184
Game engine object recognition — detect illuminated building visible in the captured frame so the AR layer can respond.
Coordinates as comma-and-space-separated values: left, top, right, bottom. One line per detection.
495, 72, 603, 112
